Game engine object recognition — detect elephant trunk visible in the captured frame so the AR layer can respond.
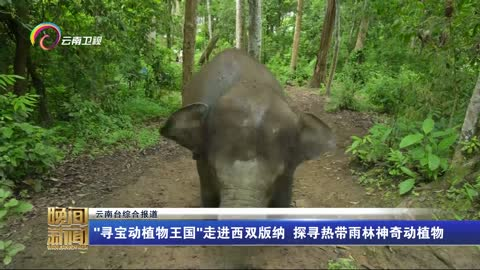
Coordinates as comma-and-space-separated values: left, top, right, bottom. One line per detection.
216, 187, 267, 269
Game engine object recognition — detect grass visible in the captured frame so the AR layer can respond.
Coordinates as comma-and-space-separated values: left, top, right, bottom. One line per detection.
328, 256, 357, 270
120, 91, 181, 121
57, 91, 182, 157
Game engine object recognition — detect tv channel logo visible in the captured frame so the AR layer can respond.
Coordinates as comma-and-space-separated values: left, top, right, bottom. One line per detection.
30, 22, 102, 51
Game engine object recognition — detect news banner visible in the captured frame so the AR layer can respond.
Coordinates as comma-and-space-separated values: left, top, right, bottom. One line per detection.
47, 208, 480, 250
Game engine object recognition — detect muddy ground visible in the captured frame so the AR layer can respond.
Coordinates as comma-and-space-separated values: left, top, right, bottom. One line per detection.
6, 87, 480, 269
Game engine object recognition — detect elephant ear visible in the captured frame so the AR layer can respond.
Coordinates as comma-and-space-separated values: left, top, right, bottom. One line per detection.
160, 103, 209, 153
298, 113, 336, 161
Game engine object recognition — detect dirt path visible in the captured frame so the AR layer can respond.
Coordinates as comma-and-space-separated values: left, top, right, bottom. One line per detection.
6, 87, 480, 269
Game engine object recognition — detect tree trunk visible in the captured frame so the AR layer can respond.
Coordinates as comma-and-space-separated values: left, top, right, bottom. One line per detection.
448, 73, 480, 185
182, 0, 198, 90
235, 0, 243, 49
289, 0, 304, 72
167, 0, 173, 48
206, 0, 213, 39
439, 0, 454, 47
346, 0, 358, 52
167, 27, 172, 48
0, 32, 9, 75
325, 0, 341, 97
277, 0, 282, 30
242, 1, 248, 51
175, 0, 181, 16
353, 15, 368, 51
309, 0, 336, 88
12, 0, 29, 96
459, 74, 480, 142
148, 17, 157, 44
199, 34, 219, 65
247, 0, 262, 61
353, 0, 369, 52
27, 53, 51, 126
456, 74, 480, 151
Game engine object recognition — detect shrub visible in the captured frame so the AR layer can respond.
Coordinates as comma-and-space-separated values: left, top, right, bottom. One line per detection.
120, 97, 169, 121
266, 54, 292, 86
347, 117, 459, 195
55, 90, 181, 156
136, 128, 160, 150
0, 75, 35, 265
328, 257, 357, 270
446, 174, 480, 220
460, 136, 480, 156
326, 76, 360, 112
346, 123, 392, 164
363, 67, 422, 115
0, 86, 62, 188
0, 187, 32, 265
58, 94, 134, 153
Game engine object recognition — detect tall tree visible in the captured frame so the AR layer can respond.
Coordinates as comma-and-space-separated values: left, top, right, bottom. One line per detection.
166, 0, 173, 48
325, 0, 341, 97
247, 0, 262, 61
309, 0, 336, 88
206, 0, 212, 39
27, 54, 51, 126
235, 0, 243, 49
174, 0, 181, 16
449, 73, 480, 184
11, 0, 29, 96
353, 0, 369, 52
182, 0, 198, 90
199, 34, 219, 65
346, 0, 359, 52
242, 1, 248, 50
458, 74, 480, 148
289, 0, 304, 72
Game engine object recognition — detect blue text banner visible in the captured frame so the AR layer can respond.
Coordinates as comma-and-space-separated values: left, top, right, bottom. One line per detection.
89, 220, 480, 246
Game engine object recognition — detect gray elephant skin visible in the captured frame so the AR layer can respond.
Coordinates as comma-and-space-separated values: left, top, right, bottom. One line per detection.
161, 48, 336, 209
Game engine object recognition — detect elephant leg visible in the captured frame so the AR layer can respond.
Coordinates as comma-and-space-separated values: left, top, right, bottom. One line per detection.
196, 158, 220, 207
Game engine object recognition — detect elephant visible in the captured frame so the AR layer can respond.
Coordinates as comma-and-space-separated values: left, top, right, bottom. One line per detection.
160, 48, 335, 268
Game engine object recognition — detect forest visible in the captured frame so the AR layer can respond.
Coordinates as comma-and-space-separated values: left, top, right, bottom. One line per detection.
1, 0, 480, 268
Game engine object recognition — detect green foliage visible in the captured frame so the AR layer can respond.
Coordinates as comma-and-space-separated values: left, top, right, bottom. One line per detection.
326, 76, 359, 112
328, 256, 357, 270
398, 178, 416, 195
121, 98, 170, 121
143, 44, 182, 97
54, 91, 181, 156
0, 75, 24, 92
346, 124, 392, 164
136, 128, 160, 150
0, 80, 62, 189
446, 175, 480, 219
362, 67, 424, 115
397, 118, 458, 182
0, 188, 32, 265
266, 54, 292, 86
461, 136, 480, 156
1, 0, 184, 160
347, 118, 459, 195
